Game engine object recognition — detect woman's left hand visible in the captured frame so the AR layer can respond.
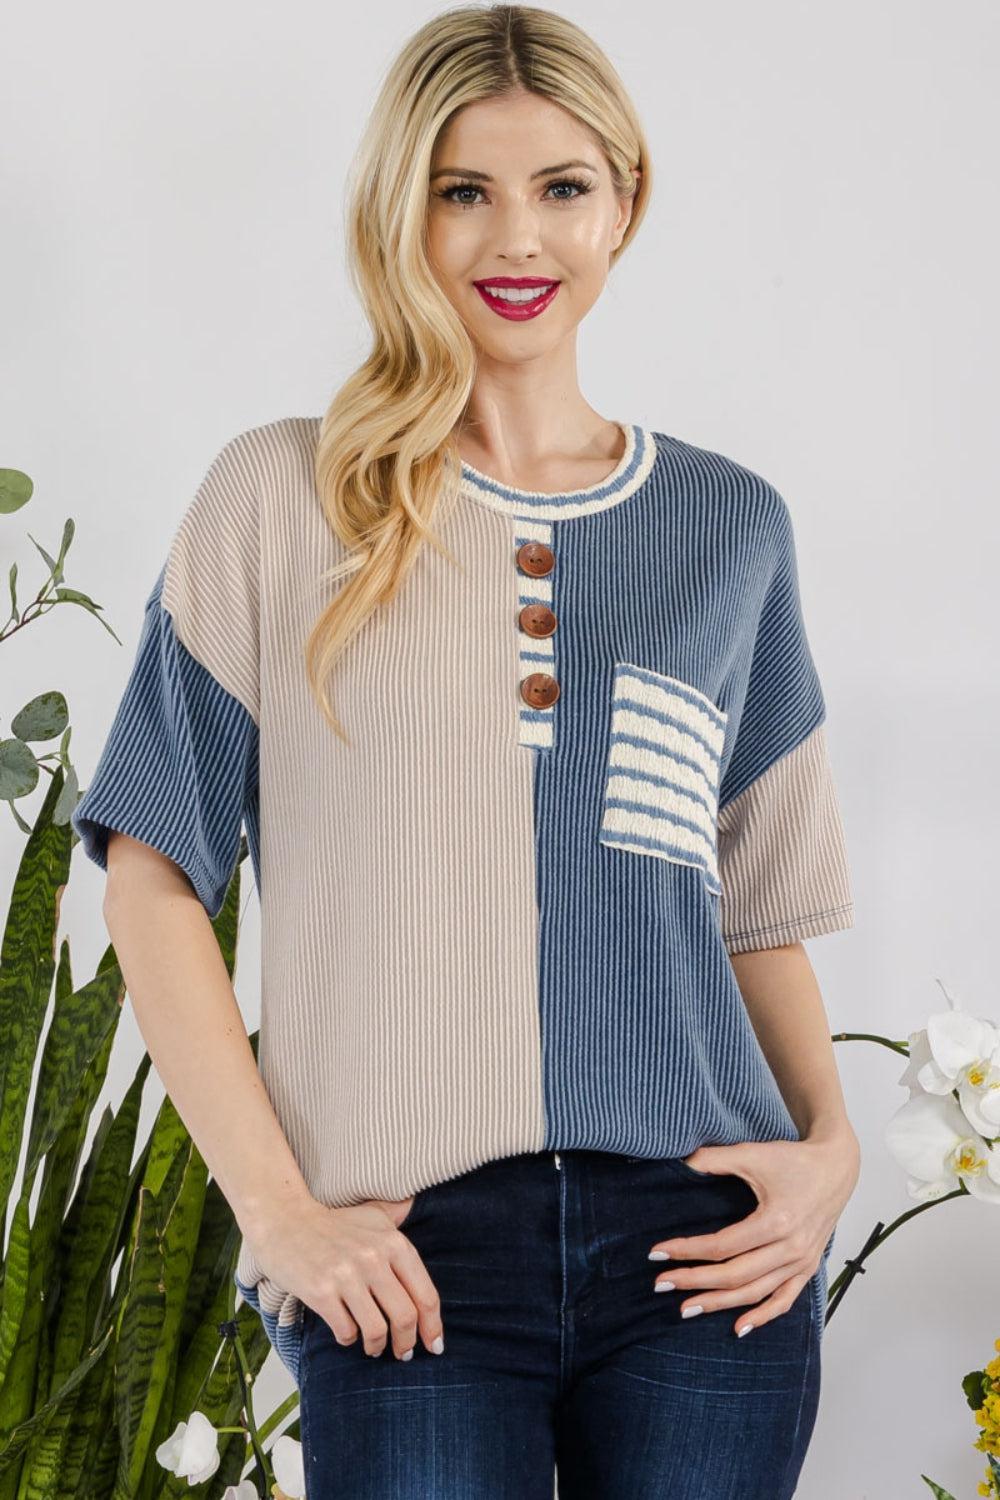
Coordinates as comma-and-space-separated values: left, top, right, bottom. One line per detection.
648, 1128, 861, 1336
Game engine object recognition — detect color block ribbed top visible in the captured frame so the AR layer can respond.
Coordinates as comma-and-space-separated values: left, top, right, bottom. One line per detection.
71, 416, 854, 1385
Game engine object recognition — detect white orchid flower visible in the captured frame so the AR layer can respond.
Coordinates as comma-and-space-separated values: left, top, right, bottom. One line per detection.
898, 1011, 1000, 1139
896, 1027, 938, 1097
963, 1044, 1000, 1138
271, 1433, 306, 1498
153, 1409, 221, 1483
884, 1090, 1000, 1203
221, 1483, 259, 1500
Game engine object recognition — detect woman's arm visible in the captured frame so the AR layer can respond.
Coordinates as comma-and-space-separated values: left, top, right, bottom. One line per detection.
68, 437, 436, 1357
103, 830, 446, 1361
728, 940, 859, 1152
103, 830, 312, 1240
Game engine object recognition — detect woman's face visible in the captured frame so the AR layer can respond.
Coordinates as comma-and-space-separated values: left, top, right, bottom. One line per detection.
426, 89, 636, 363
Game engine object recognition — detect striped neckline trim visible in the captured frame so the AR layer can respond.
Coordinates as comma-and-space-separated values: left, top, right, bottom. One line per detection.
458, 422, 657, 520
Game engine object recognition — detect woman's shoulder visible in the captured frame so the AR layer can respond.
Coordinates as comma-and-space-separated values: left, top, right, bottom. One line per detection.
648, 427, 792, 552
221, 414, 323, 488
198, 416, 327, 545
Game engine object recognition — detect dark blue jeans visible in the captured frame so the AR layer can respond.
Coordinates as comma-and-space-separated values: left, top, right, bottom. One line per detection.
298, 1148, 827, 1498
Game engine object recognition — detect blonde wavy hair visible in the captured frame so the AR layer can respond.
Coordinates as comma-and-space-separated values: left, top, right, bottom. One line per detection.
307, 2, 651, 740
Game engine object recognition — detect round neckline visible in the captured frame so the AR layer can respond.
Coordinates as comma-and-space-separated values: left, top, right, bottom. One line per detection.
457, 421, 658, 520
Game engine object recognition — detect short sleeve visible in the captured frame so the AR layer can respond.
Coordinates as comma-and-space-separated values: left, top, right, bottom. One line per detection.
716, 496, 854, 954
70, 435, 260, 921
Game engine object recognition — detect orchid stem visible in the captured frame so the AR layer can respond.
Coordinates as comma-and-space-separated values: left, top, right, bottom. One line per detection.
831, 1031, 911, 1055
825, 1187, 967, 1321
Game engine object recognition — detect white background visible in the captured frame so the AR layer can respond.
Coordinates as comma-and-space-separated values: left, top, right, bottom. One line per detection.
2, 2, 997, 1495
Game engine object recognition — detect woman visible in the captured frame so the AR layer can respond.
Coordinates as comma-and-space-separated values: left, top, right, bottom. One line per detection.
71, 4, 860, 1496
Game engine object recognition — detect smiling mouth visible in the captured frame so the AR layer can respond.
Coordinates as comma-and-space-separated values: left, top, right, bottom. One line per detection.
473, 280, 561, 321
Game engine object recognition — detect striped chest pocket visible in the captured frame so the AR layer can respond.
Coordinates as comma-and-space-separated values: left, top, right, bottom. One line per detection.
598, 662, 728, 895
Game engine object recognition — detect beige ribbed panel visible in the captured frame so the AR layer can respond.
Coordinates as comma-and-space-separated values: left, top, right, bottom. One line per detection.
716, 721, 854, 954
161, 438, 261, 724
232, 418, 548, 1216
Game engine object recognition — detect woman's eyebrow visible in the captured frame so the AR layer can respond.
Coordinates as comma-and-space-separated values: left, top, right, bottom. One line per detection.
429, 159, 599, 182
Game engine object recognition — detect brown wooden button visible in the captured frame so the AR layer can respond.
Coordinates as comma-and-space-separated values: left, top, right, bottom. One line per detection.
518, 603, 557, 638
516, 541, 555, 577
520, 672, 560, 707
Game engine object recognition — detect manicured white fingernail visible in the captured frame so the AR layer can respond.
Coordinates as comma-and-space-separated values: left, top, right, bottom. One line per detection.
400, 1348, 413, 1360
737, 1323, 754, 1338
431, 1334, 444, 1354
648, 1250, 670, 1260
654, 1280, 675, 1292
681, 1304, 704, 1318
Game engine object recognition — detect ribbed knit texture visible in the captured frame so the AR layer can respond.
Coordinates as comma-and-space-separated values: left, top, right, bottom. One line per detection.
71, 417, 854, 1384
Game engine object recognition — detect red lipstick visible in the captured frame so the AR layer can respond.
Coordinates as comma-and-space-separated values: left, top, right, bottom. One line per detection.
472, 275, 561, 321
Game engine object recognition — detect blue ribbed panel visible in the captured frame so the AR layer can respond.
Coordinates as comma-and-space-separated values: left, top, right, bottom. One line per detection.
535, 435, 825, 1158
70, 566, 260, 920
718, 495, 825, 808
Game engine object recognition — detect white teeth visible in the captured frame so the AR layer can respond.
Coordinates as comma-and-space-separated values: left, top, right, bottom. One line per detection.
482, 284, 555, 303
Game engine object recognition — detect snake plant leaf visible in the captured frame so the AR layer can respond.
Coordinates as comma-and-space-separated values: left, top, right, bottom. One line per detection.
0, 1194, 30, 1402
60, 1060, 151, 1370
0, 791, 256, 1496
5, 1022, 116, 1489
0, 977, 114, 1492
0, 774, 77, 1476
16, 1053, 150, 1495
22, 952, 124, 1184
55, 858, 245, 1488
173, 1193, 261, 1423
110, 1166, 174, 1499
0, 1319, 114, 1478
114, 1131, 207, 1496
8, 1112, 115, 1493
0, 770, 72, 1212
53, 1341, 115, 1497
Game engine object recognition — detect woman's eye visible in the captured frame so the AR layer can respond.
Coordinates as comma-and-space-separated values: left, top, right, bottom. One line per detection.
436, 178, 591, 208
547, 179, 588, 200
441, 185, 484, 206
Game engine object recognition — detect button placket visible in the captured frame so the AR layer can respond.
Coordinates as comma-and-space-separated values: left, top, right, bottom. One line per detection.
513, 523, 558, 750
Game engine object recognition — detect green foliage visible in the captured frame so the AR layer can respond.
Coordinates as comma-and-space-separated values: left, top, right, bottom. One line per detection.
0, 771, 268, 1495
0, 461, 277, 1497
0, 470, 33, 516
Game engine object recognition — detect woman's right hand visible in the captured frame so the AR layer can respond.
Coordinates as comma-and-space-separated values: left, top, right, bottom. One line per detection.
247, 1193, 445, 1360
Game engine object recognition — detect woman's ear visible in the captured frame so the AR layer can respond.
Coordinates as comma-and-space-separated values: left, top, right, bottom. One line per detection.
612, 169, 641, 250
